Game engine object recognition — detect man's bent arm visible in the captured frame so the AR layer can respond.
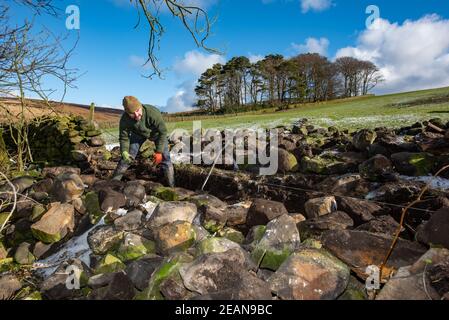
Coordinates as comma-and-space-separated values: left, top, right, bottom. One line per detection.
119, 118, 131, 155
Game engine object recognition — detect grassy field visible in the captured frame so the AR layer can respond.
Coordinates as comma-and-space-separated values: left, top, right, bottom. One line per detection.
103, 86, 449, 144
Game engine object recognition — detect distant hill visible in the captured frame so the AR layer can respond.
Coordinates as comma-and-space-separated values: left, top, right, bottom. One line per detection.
0, 97, 123, 127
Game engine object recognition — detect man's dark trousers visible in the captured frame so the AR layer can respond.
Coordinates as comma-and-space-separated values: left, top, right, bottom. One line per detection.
113, 132, 175, 187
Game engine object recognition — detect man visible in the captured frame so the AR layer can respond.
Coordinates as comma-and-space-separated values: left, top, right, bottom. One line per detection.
112, 96, 175, 187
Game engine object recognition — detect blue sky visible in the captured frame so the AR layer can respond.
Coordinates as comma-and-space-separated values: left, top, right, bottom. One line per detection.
9, 0, 449, 112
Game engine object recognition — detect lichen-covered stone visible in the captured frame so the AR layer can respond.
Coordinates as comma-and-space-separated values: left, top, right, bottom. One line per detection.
87, 225, 124, 255
31, 203, 75, 244
251, 215, 300, 271
115, 233, 156, 262
268, 248, 350, 300
154, 221, 196, 255
95, 254, 126, 275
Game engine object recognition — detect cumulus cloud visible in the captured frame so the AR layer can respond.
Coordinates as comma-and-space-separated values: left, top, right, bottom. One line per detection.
291, 37, 330, 56
300, 0, 333, 13
164, 80, 198, 113
335, 15, 449, 94
173, 50, 225, 76
165, 50, 225, 112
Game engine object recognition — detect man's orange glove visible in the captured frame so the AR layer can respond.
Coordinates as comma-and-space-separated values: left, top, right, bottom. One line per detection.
153, 152, 163, 166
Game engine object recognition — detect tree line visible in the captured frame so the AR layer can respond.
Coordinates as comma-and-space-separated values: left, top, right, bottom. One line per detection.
195, 53, 384, 113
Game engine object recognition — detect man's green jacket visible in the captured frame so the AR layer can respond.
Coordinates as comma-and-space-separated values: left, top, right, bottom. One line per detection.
119, 104, 168, 154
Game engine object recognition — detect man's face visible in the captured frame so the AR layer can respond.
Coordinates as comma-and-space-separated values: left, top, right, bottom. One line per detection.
129, 107, 143, 121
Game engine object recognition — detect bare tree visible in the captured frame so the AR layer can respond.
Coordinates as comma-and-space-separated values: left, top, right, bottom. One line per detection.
133, 0, 219, 78
0, 7, 78, 172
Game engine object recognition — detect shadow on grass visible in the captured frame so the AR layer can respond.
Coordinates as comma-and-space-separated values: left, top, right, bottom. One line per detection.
429, 111, 449, 114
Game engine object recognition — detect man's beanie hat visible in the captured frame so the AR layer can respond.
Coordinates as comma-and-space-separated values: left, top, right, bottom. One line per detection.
123, 96, 142, 114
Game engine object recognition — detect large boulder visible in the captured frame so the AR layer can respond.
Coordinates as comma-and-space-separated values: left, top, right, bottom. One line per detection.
87, 225, 124, 255
376, 248, 449, 300
125, 256, 164, 291
322, 230, 427, 280
356, 215, 402, 236
353, 129, 377, 151
31, 203, 75, 244
416, 207, 449, 250
197, 237, 242, 256
359, 155, 394, 181
154, 221, 196, 255
298, 211, 354, 240
192, 272, 272, 300
94, 254, 126, 275
136, 254, 193, 300
189, 194, 227, 209
251, 215, 300, 271
246, 199, 288, 228
391, 152, 436, 176
124, 181, 146, 207
147, 202, 197, 232
115, 233, 156, 262
98, 188, 126, 213
179, 249, 247, 296
51, 173, 85, 203
90, 272, 135, 300
268, 248, 350, 300
336, 196, 382, 226
277, 148, 299, 173
304, 196, 337, 219
114, 210, 143, 231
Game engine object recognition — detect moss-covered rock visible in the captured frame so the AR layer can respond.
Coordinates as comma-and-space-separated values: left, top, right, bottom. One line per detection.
135, 254, 192, 300
250, 215, 300, 271
115, 234, 156, 262
197, 237, 242, 256
300, 156, 347, 175
83, 192, 104, 224
0, 258, 14, 272
219, 228, 245, 244
31, 203, 75, 244
14, 242, 35, 265
151, 187, 179, 201
30, 204, 46, 222
95, 254, 126, 275
391, 152, 436, 176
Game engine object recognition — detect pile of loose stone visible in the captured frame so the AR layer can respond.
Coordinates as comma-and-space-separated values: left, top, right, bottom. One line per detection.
0, 117, 449, 300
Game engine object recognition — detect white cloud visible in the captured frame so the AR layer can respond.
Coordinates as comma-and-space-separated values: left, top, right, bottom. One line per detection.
248, 54, 264, 63
173, 50, 225, 76
291, 37, 330, 56
165, 50, 225, 112
164, 80, 197, 113
335, 15, 449, 94
300, 0, 333, 13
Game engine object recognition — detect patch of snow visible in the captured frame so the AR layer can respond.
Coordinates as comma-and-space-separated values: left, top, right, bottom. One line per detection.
398, 175, 449, 191
106, 143, 119, 151
141, 201, 158, 221
34, 216, 106, 278
115, 208, 128, 217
